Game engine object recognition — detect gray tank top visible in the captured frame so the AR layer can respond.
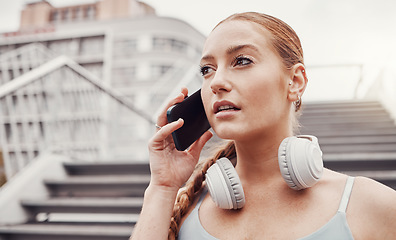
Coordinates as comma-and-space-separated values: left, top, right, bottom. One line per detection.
178, 176, 355, 240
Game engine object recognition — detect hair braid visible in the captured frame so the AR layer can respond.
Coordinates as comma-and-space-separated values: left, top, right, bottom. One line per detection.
168, 141, 236, 240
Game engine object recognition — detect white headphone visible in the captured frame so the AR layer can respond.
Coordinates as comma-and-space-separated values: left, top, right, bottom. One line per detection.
205, 135, 323, 209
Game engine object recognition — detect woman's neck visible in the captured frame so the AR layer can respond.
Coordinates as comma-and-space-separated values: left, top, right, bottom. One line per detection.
234, 131, 290, 185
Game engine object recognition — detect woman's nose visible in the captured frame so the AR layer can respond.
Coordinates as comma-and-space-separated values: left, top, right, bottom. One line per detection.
210, 69, 232, 94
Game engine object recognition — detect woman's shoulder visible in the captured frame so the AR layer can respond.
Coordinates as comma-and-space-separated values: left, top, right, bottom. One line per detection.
321, 168, 396, 197
351, 175, 396, 216
322, 168, 396, 214
351, 175, 396, 211
343, 172, 396, 239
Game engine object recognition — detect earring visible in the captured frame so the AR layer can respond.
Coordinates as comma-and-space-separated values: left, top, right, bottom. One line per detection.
294, 96, 302, 112
289, 81, 293, 85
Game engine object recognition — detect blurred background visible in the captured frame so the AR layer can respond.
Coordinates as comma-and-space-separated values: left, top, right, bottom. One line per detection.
0, 0, 395, 239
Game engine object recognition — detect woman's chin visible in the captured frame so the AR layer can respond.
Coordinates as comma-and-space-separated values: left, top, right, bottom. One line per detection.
213, 127, 246, 141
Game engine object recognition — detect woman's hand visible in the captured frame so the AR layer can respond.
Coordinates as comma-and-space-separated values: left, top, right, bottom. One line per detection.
148, 87, 213, 192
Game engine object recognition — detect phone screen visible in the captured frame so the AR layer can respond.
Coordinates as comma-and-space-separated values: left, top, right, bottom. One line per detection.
167, 89, 211, 151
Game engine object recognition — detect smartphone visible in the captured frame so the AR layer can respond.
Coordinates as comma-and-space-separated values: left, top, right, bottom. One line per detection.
167, 89, 211, 151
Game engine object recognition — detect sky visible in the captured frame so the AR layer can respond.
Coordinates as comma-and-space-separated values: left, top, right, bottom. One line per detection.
0, 0, 395, 100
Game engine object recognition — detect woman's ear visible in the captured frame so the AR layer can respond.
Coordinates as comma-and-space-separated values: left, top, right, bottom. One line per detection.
288, 63, 308, 102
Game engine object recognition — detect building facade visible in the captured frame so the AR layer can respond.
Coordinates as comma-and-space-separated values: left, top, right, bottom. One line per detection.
0, 0, 206, 179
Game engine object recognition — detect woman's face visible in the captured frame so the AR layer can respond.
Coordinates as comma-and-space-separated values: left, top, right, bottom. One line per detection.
200, 20, 292, 142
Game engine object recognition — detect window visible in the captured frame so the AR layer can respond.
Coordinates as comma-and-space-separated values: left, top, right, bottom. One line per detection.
63, 9, 71, 21
48, 39, 76, 56
86, 6, 95, 20
80, 36, 104, 55
171, 39, 188, 52
152, 37, 188, 53
114, 38, 137, 57
151, 64, 172, 78
51, 10, 60, 22
74, 7, 84, 21
4, 123, 11, 142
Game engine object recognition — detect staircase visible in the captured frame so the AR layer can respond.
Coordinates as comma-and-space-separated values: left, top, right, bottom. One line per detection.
0, 161, 150, 240
0, 100, 395, 239
300, 100, 396, 189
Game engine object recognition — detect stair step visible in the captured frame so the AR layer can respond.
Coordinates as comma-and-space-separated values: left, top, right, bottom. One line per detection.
0, 223, 132, 240
300, 109, 389, 118
301, 122, 395, 130
45, 175, 150, 197
324, 153, 396, 171
35, 213, 139, 224
300, 115, 394, 126
302, 107, 386, 116
64, 162, 150, 176
318, 135, 396, 144
317, 135, 396, 153
321, 143, 396, 153
21, 198, 143, 214
301, 128, 396, 137
303, 101, 382, 110
324, 152, 396, 161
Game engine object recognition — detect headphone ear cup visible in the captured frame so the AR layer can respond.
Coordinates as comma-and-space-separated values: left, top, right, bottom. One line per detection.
205, 158, 245, 209
278, 137, 300, 190
278, 136, 324, 190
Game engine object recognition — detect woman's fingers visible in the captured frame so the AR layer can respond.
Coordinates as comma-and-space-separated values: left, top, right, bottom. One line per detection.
188, 131, 213, 158
156, 88, 188, 128
149, 118, 184, 151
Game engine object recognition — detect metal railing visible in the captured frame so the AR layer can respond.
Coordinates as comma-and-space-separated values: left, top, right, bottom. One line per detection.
0, 52, 155, 179
304, 64, 364, 102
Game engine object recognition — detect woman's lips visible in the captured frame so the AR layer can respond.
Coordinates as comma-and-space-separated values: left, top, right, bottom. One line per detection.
213, 100, 241, 114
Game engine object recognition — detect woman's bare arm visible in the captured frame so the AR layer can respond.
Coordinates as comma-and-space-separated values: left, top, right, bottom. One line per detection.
130, 185, 178, 240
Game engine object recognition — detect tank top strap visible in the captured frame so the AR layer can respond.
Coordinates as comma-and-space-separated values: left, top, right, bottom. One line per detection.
196, 188, 208, 209
338, 176, 355, 213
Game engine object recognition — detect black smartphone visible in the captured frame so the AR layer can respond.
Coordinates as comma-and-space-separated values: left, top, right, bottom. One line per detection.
167, 89, 211, 151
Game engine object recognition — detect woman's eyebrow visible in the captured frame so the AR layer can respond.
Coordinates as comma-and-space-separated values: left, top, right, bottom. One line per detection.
200, 44, 260, 63
200, 54, 214, 63
226, 44, 259, 55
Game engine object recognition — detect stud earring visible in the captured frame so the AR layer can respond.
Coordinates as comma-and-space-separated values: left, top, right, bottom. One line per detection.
289, 81, 293, 85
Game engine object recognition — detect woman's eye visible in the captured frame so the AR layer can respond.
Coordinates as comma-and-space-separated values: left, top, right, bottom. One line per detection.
234, 56, 253, 67
200, 66, 213, 76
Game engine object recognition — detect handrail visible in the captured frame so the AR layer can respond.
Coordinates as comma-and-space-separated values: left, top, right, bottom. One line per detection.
307, 63, 364, 99
0, 55, 154, 124
361, 66, 396, 122
64, 57, 155, 124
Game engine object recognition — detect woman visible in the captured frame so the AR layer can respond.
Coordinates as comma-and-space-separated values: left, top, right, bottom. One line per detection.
131, 12, 396, 240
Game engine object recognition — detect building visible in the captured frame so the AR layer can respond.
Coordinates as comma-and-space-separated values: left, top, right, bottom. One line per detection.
18, 0, 155, 30
0, 0, 206, 179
